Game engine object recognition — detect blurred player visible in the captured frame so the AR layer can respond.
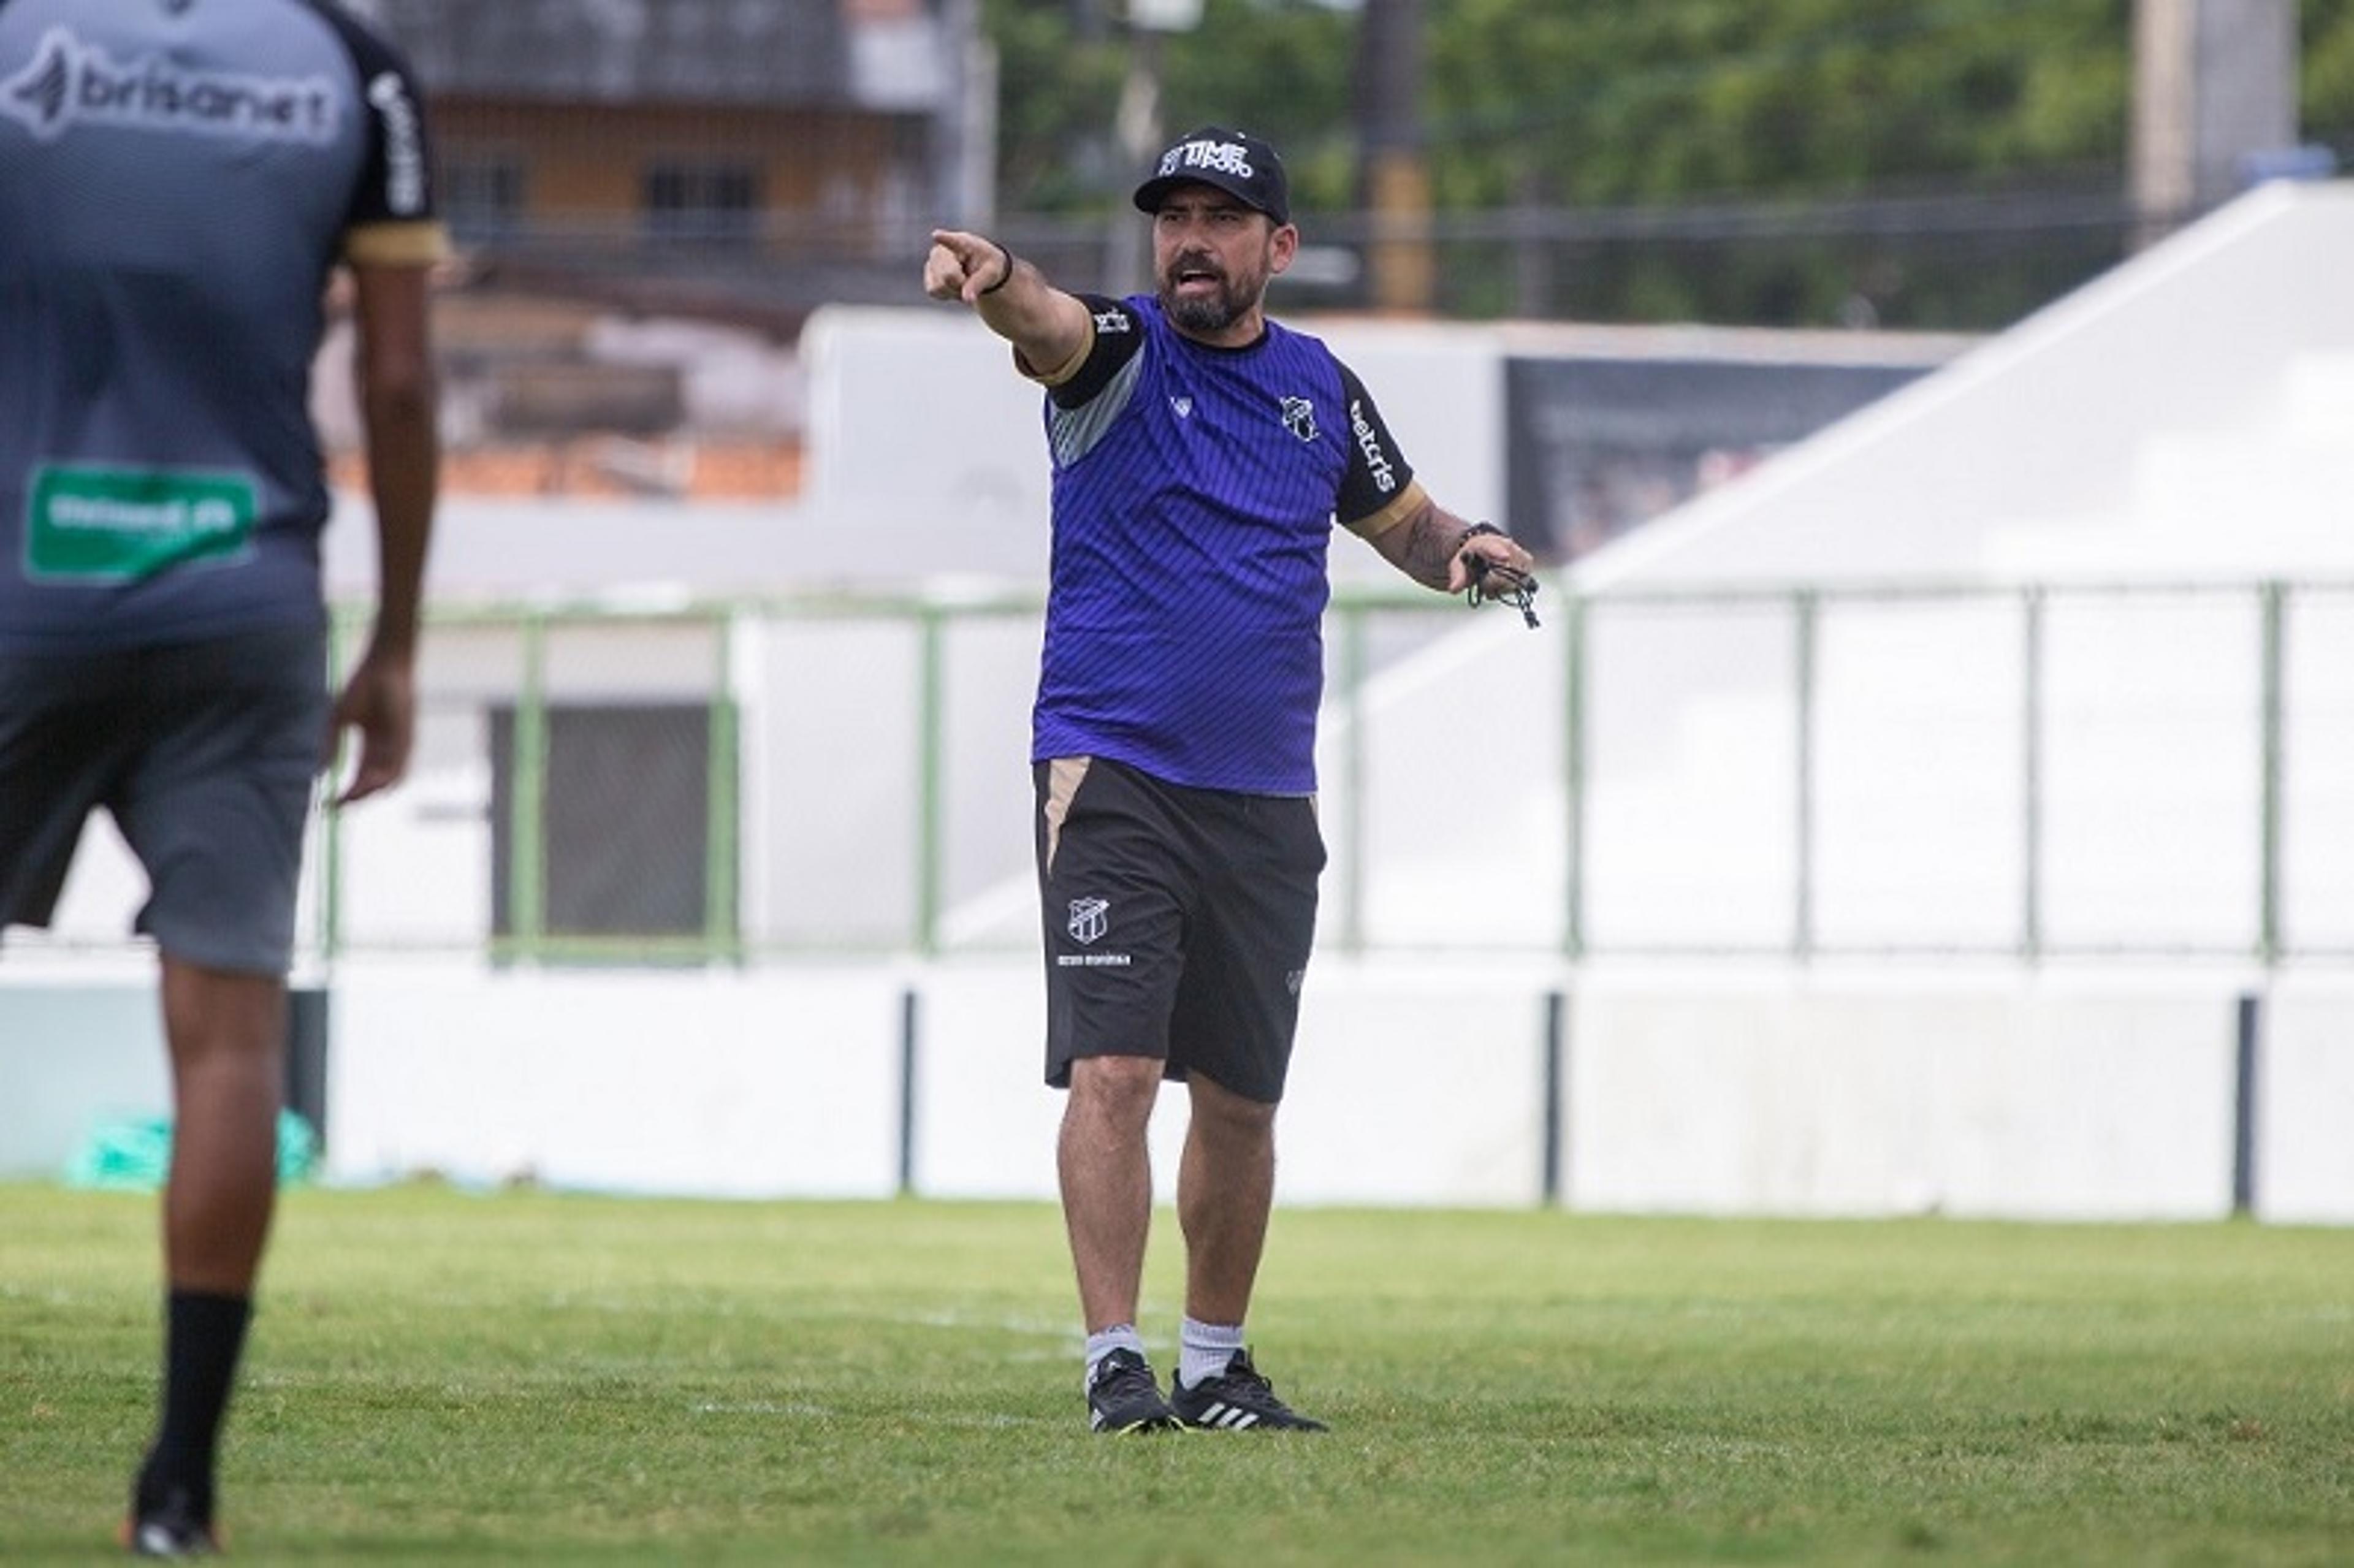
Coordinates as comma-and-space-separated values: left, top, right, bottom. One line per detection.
925, 126, 1537, 1433
0, 0, 446, 1551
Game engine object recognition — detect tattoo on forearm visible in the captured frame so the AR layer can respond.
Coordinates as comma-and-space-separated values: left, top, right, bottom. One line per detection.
1401, 506, 1458, 588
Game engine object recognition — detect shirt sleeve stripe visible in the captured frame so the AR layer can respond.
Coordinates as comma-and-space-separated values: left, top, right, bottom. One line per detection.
1343, 478, 1428, 539
345, 221, 453, 267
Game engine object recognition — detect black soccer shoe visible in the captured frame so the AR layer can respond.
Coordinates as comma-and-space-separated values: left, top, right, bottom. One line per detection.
1170, 1347, 1328, 1432
122, 1481, 219, 1558
1086, 1347, 1180, 1434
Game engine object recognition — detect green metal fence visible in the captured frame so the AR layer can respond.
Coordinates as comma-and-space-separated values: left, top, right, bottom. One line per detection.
316, 579, 2354, 967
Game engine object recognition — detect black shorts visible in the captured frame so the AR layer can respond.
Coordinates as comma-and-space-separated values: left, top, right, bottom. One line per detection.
1034, 755, 1325, 1105
0, 624, 329, 976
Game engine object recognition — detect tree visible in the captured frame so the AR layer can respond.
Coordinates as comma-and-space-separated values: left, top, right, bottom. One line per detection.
983, 0, 2354, 327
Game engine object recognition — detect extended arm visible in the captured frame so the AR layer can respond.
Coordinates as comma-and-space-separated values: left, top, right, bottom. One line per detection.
924, 229, 1096, 381
330, 261, 439, 805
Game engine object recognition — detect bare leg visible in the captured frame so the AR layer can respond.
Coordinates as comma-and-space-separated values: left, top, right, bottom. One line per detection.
158, 959, 286, 1293
1057, 1055, 1164, 1333
130, 957, 285, 1539
1178, 1071, 1278, 1326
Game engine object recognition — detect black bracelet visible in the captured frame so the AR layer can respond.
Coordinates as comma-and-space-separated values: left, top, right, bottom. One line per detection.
1455, 521, 1507, 550
979, 241, 1016, 295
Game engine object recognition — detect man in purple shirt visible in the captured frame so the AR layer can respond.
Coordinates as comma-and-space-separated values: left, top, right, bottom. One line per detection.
926, 127, 1536, 1434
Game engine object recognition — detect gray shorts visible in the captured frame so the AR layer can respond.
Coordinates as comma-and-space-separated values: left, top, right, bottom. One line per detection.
0, 624, 329, 975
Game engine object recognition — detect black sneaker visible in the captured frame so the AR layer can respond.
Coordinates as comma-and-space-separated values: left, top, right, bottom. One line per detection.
1086, 1347, 1179, 1433
122, 1482, 218, 1559
1170, 1347, 1328, 1431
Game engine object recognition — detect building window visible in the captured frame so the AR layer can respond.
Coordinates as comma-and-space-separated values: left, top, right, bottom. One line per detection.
644, 162, 763, 248
440, 154, 528, 242
489, 704, 731, 956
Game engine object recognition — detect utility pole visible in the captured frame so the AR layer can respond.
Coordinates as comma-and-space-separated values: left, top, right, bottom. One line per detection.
935, 0, 997, 233
1354, 0, 1431, 314
1106, 0, 1202, 294
2131, 0, 2300, 240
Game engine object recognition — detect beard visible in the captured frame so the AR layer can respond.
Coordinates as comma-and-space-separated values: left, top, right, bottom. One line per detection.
1159, 255, 1265, 334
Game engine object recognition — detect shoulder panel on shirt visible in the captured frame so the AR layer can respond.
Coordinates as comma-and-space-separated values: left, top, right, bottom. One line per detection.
298, 1, 440, 235
1333, 358, 1418, 528
1048, 350, 1147, 470
1041, 295, 1147, 408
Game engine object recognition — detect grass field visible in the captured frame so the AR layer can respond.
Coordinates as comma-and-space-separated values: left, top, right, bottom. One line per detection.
3, 1184, 2350, 1565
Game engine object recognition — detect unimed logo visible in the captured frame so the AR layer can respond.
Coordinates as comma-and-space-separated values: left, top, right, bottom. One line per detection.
0, 26, 338, 145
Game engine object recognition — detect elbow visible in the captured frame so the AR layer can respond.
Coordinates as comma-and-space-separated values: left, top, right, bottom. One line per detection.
363, 363, 438, 433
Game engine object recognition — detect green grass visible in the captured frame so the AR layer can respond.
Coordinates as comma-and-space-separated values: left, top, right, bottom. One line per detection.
3, 1185, 2350, 1564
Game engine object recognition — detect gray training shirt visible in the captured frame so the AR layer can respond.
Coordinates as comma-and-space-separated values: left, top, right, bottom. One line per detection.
0, 0, 448, 653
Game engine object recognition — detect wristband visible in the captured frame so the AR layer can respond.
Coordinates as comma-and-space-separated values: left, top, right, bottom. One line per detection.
979, 241, 1016, 295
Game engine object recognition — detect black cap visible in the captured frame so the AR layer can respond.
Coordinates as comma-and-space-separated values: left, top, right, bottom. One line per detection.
1132, 126, 1290, 226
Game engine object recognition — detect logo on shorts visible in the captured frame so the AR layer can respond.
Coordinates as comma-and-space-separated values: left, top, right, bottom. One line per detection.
1067, 897, 1110, 945
1281, 396, 1318, 443
1286, 968, 1306, 996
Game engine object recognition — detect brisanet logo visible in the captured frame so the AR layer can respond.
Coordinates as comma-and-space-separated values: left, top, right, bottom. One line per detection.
1, 26, 339, 145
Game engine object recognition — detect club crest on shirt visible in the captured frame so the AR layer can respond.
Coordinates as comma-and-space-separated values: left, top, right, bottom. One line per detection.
1169, 395, 1193, 419
1068, 897, 1110, 945
1281, 396, 1318, 443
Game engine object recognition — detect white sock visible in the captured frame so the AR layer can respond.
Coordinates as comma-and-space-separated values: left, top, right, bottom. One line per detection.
1178, 1317, 1246, 1390
1083, 1324, 1146, 1388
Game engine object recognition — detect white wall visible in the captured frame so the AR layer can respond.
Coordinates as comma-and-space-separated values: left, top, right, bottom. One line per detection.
0, 976, 169, 1173
325, 962, 907, 1198
2259, 976, 2354, 1224
7, 960, 2345, 1224
1569, 969, 2242, 1219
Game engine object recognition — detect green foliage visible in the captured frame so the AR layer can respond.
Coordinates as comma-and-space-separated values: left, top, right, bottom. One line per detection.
985, 2, 1130, 211
1159, 0, 1362, 211
981, 0, 2354, 327
2308, 0, 2354, 153
987, 0, 1359, 215
5, 1185, 2352, 1564
1423, 0, 2132, 205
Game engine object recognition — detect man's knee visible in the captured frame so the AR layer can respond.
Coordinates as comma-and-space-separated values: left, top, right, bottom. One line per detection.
159, 959, 288, 1061
1187, 1071, 1278, 1140
1067, 1054, 1165, 1126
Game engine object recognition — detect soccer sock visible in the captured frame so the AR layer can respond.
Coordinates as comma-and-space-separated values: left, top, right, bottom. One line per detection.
1083, 1323, 1147, 1387
136, 1290, 254, 1521
1178, 1316, 1246, 1390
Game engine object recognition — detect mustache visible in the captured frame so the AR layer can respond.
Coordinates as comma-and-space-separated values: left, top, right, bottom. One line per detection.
1168, 250, 1226, 280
